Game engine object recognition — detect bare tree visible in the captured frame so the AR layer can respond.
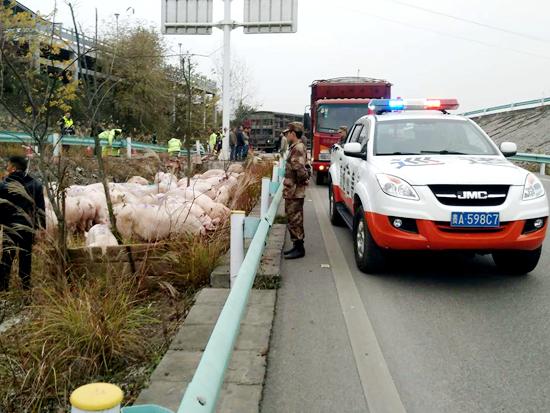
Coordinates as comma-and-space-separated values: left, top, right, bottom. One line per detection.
66, 2, 139, 272
213, 54, 260, 125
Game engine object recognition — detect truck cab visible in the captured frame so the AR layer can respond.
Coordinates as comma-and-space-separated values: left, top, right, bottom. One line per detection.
308, 77, 392, 185
311, 98, 371, 181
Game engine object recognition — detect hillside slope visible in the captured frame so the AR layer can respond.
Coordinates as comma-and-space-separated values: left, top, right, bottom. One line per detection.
472, 105, 550, 153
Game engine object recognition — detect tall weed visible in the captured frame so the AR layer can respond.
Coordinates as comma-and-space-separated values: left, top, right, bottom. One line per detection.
0, 272, 154, 411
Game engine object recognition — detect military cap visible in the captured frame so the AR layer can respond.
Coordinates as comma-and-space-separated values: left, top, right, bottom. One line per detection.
283, 121, 304, 134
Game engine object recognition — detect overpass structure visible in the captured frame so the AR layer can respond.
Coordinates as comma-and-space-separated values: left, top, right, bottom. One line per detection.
5, 0, 101, 82
5, 1, 218, 96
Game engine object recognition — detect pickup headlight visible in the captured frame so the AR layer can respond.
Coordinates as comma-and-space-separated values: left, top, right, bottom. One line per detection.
376, 174, 419, 201
523, 173, 545, 200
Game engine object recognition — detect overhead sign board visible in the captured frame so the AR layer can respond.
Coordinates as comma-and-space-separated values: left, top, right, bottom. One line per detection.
243, 0, 298, 34
162, 0, 214, 35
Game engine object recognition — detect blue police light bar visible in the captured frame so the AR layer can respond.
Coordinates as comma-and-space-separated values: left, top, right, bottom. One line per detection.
369, 98, 459, 113
388, 99, 405, 110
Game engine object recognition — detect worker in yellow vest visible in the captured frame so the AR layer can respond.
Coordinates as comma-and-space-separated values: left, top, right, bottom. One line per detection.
167, 137, 182, 157
59, 112, 75, 135
99, 129, 122, 157
208, 128, 218, 153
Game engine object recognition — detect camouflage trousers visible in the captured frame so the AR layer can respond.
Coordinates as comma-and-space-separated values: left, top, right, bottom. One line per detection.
285, 198, 305, 242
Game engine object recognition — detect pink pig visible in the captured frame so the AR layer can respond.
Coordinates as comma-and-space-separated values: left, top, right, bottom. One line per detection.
85, 224, 118, 255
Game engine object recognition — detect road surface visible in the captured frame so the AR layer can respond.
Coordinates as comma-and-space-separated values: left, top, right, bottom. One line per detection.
262, 179, 550, 413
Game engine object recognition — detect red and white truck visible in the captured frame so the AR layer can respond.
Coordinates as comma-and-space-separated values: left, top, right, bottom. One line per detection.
305, 77, 392, 184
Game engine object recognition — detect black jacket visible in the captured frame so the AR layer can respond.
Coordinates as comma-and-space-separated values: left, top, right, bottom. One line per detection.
0, 171, 46, 231
237, 131, 245, 146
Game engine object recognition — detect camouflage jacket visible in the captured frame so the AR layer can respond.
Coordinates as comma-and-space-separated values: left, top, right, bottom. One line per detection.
283, 141, 310, 199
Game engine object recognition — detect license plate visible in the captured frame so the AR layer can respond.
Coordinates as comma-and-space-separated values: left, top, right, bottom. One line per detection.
319, 152, 331, 161
451, 212, 500, 228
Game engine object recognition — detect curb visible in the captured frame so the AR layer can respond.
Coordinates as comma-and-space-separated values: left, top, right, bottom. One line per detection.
135, 289, 276, 413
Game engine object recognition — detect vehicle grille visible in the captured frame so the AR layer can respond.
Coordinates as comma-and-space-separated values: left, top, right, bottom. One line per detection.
429, 185, 510, 206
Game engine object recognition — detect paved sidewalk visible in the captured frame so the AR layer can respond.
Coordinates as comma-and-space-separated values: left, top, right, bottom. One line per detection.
261, 191, 369, 413
136, 288, 276, 412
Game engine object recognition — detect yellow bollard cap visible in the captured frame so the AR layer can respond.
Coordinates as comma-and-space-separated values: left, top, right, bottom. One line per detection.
70, 383, 123, 410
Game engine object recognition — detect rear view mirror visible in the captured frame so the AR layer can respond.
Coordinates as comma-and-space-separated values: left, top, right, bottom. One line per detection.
500, 142, 517, 157
344, 142, 366, 159
344, 142, 361, 153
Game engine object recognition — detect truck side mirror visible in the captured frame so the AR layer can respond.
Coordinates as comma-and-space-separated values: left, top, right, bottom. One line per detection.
303, 113, 311, 131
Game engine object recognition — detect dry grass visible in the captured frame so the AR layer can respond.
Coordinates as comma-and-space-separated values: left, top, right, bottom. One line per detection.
0, 270, 156, 411
160, 226, 230, 290
230, 158, 274, 213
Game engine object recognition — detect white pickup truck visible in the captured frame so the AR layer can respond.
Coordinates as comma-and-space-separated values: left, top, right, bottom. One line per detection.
329, 98, 548, 275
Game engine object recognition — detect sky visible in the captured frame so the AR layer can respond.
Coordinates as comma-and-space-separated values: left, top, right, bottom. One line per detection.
23, 0, 550, 115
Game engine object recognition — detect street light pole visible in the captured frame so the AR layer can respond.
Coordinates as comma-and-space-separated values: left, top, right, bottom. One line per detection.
114, 13, 120, 37
161, 0, 297, 161
220, 0, 232, 161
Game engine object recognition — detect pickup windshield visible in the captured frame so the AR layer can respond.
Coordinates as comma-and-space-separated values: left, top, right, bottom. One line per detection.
317, 104, 370, 133
374, 119, 498, 156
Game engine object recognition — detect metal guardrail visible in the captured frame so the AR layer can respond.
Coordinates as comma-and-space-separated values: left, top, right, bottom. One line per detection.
0, 131, 205, 156
511, 153, 550, 164
462, 97, 550, 117
178, 186, 283, 413
511, 152, 550, 175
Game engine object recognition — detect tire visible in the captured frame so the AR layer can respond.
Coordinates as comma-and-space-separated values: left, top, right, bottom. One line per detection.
353, 206, 386, 274
492, 248, 542, 275
328, 183, 344, 226
316, 172, 325, 185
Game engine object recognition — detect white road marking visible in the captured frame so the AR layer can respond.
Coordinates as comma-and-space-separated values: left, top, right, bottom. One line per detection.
311, 186, 406, 413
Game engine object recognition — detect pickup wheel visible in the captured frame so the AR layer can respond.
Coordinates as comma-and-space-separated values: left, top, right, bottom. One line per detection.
353, 206, 386, 274
492, 248, 542, 275
328, 183, 344, 226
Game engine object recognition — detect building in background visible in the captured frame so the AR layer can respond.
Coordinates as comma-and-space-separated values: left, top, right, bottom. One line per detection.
246, 111, 303, 153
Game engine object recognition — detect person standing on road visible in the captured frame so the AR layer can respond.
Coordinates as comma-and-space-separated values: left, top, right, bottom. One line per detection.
215, 130, 223, 153
337, 126, 348, 144
283, 122, 310, 260
0, 156, 45, 291
230, 127, 237, 161
208, 128, 218, 154
242, 127, 251, 159
167, 137, 182, 157
278, 131, 289, 156
236, 126, 245, 161
99, 128, 122, 157
59, 112, 75, 136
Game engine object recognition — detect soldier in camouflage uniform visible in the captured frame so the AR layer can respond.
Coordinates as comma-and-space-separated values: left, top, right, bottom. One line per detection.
283, 122, 311, 259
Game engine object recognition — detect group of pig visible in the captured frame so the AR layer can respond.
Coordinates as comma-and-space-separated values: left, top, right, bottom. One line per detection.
44, 164, 245, 251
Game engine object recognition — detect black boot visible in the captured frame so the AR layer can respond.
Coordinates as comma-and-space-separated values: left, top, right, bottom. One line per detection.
285, 240, 305, 259
284, 242, 297, 255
